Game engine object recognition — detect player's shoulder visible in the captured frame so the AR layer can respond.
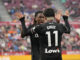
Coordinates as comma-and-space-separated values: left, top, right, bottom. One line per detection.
57, 23, 66, 30
36, 23, 46, 27
28, 24, 36, 28
58, 23, 65, 27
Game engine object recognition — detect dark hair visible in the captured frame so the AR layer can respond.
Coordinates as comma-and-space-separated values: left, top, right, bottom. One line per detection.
43, 8, 55, 17
34, 11, 43, 24
35, 11, 43, 17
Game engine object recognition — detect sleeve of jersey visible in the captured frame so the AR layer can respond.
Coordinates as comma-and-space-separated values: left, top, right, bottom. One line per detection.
62, 16, 71, 33
19, 17, 32, 38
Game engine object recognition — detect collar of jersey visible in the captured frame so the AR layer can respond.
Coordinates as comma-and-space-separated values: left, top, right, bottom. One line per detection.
46, 17, 56, 23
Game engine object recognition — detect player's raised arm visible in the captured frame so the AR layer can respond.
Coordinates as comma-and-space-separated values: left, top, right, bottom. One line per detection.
62, 10, 71, 33
15, 12, 29, 38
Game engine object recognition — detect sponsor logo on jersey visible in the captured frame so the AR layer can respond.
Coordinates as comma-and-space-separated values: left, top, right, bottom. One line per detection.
45, 48, 60, 53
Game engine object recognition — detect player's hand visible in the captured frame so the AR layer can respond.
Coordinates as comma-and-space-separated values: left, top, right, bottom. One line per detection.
64, 10, 69, 16
55, 10, 62, 23
14, 12, 24, 20
14, 12, 25, 22
63, 10, 69, 20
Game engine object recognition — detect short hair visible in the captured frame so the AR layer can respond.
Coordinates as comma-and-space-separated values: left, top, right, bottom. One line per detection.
34, 11, 43, 24
43, 8, 55, 17
35, 11, 43, 17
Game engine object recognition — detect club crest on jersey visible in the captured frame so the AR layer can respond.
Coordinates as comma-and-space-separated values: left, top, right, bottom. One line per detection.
35, 33, 39, 38
45, 48, 60, 53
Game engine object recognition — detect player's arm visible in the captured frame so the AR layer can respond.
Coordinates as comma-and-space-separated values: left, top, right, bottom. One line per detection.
62, 10, 71, 33
19, 17, 29, 38
15, 12, 31, 38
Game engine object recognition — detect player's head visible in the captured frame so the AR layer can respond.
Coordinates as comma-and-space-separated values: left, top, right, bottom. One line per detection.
43, 8, 56, 22
44, 8, 55, 17
34, 11, 45, 24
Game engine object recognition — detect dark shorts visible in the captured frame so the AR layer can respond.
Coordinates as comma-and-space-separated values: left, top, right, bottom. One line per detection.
41, 54, 62, 60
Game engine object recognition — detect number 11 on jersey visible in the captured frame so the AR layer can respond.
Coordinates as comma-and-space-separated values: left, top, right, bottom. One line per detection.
46, 31, 58, 47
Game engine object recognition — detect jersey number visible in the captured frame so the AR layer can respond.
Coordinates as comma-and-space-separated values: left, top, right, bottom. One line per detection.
46, 31, 58, 47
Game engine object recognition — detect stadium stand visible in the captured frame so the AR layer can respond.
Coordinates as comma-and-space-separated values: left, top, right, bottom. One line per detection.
0, 0, 80, 56
2, 0, 53, 21
62, 0, 80, 20
0, 22, 80, 54
0, 23, 31, 53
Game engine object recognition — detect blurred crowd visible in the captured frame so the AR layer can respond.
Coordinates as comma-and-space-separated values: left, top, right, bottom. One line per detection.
0, 24, 31, 52
0, 0, 79, 52
2, 0, 80, 21
0, 23, 80, 52
2, 0, 56, 21
62, 27, 80, 50
62, 0, 80, 20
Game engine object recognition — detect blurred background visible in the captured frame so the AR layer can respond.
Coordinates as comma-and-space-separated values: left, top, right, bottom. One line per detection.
0, 0, 80, 60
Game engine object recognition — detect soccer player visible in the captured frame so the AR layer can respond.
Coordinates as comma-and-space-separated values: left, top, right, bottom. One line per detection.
29, 8, 71, 60
15, 11, 45, 60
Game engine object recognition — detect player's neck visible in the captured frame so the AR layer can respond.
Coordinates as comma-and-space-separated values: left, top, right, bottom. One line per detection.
47, 17, 54, 20
46, 17, 55, 22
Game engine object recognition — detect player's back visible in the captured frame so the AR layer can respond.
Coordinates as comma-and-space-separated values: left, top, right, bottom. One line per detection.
36, 21, 67, 60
